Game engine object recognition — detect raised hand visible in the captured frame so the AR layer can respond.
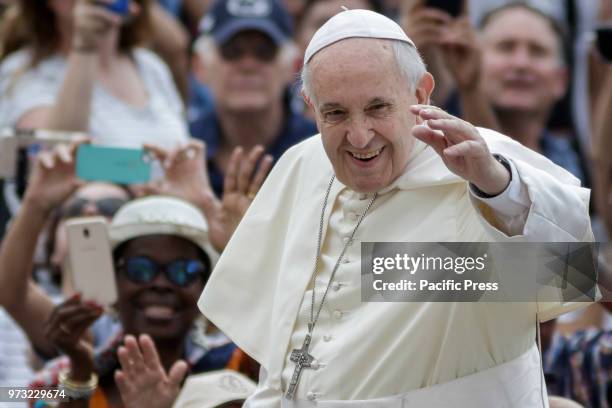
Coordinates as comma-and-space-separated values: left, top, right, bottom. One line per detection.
201, 145, 273, 252
45, 294, 103, 380
115, 334, 188, 408
219, 145, 273, 237
439, 16, 482, 92
23, 140, 87, 215
411, 105, 510, 195
400, 3, 453, 52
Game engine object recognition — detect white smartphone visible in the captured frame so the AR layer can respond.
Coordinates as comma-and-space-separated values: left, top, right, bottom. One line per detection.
65, 216, 118, 305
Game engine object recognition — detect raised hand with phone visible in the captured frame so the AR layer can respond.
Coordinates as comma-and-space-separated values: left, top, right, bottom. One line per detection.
0, 139, 97, 359
24, 140, 88, 216
143, 140, 274, 252
72, 0, 139, 53
400, 0, 464, 107
401, 0, 499, 130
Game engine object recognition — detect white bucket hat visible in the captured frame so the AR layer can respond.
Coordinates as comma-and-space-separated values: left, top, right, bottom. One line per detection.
109, 196, 219, 268
304, 8, 416, 63
172, 370, 256, 408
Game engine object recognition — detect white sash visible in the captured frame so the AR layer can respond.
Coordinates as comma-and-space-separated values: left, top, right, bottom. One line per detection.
281, 344, 548, 408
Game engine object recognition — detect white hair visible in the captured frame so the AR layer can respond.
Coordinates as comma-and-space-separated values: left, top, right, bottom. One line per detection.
193, 35, 298, 68
300, 39, 427, 103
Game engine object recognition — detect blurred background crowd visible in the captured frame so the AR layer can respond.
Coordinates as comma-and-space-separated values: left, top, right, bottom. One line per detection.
0, 0, 611, 406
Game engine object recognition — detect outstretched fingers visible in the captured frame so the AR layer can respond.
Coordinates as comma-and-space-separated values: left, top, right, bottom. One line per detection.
412, 124, 448, 156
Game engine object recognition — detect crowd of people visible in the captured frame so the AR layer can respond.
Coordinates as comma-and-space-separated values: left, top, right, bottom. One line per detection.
0, 0, 611, 407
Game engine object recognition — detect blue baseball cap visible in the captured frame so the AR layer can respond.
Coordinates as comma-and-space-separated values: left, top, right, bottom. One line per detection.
199, 0, 293, 46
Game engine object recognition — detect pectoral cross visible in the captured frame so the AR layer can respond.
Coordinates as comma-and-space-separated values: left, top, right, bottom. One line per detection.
284, 333, 315, 400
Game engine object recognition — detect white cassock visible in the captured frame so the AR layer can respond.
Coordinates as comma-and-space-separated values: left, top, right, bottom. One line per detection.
199, 128, 593, 408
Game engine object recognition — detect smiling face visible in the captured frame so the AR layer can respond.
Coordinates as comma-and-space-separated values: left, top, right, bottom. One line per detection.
114, 235, 206, 342
481, 6, 567, 115
305, 38, 433, 193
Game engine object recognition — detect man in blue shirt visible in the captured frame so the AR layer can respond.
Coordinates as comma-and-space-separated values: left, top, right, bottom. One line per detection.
191, 0, 317, 195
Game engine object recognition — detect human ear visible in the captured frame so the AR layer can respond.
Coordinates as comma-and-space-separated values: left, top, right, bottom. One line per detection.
415, 72, 435, 105
301, 89, 314, 110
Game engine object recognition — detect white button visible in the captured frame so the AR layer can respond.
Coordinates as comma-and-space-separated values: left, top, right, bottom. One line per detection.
342, 236, 352, 245
323, 334, 333, 342
342, 257, 350, 264
307, 392, 316, 401
359, 193, 368, 200
331, 282, 341, 291
311, 360, 320, 370
348, 212, 359, 220
333, 310, 343, 319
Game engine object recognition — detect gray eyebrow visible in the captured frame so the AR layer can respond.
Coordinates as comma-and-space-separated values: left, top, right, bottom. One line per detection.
365, 97, 392, 106
319, 103, 344, 111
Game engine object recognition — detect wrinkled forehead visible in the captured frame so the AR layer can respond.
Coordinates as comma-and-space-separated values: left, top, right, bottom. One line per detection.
307, 39, 406, 106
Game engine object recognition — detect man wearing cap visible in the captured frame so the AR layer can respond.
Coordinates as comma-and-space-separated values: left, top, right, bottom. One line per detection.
190, 0, 317, 195
197, 9, 593, 407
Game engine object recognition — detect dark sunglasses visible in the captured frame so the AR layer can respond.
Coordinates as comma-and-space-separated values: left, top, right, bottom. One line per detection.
220, 40, 278, 62
61, 197, 127, 218
116, 256, 208, 287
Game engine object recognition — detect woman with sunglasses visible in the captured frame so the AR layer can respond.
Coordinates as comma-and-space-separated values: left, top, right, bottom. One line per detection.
0, 138, 269, 406
28, 195, 255, 408
0, 0, 188, 149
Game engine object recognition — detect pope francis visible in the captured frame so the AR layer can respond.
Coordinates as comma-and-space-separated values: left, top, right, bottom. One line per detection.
199, 9, 593, 408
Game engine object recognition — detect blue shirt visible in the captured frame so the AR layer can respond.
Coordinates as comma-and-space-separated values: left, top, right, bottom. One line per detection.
189, 93, 318, 195
540, 130, 586, 186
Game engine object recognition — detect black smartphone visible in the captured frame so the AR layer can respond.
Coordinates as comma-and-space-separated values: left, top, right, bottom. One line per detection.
425, 0, 463, 17
596, 25, 612, 63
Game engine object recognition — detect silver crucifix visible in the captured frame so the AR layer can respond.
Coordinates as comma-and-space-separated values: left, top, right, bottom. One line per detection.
284, 333, 315, 400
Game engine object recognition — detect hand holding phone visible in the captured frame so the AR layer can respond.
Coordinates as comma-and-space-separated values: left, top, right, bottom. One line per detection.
65, 217, 118, 306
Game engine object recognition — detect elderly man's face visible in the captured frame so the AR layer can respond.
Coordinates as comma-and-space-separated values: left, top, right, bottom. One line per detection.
481, 7, 567, 115
202, 31, 291, 114
305, 39, 433, 193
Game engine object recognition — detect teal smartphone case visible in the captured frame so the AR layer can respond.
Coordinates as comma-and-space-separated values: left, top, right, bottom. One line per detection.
76, 144, 151, 184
